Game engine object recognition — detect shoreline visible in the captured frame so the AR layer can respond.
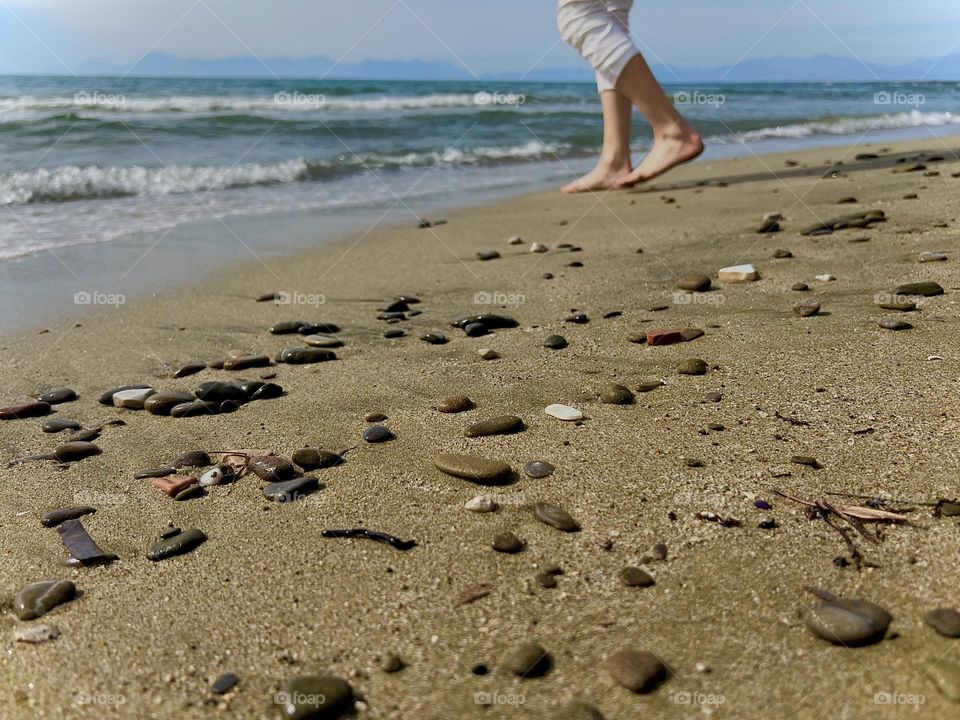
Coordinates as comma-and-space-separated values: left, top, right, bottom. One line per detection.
1, 133, 960, 719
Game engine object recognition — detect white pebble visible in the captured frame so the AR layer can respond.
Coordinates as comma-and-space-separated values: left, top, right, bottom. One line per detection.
530, 242, 548, 253
199, 466, 226, 487
695, 662, 711, 673
465, 495, 497, 512
815, 274, 836, 282
717, 264, 759, 282
545, 404, 583, 421
13, 624, 60, 644
763, 212, 783, 222
507, 236, 523, 245
112, 388, 155, 409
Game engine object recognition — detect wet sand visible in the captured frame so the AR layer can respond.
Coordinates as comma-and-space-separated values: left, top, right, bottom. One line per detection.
1, 134, 960, 719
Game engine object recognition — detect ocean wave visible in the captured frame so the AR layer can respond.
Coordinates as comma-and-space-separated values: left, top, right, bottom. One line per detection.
0, 140, 568, 205
721, 110, 958, 143
0, 92, 545, 115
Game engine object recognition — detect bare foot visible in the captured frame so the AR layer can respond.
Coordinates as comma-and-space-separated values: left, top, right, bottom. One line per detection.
561, 159, 632, 194
613, 125, 704, 188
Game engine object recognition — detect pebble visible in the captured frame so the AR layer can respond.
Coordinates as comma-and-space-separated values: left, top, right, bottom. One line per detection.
478, 348, 499, 360
642, 543, 668, 562
277, 675, 354, 719
757, 217, 780, 233
41, 418, 81, 433
363, 425, 394, 443
195, 381, 247, 405
508, 235, 523, 245
0, 401, 52, 420
173, 450, 211, 468
801, 595, 892, 646
600, 383, 634, 405
199, 465, 235, 487
492, 531, 524, 554
465, 495, 497, 512
14, 579, 76, 620
38, 387, 76, 404
718, 264, 759, 282
792, 455, 820, 468
380, 652, 405, 673
877, 295, 916, 311
477, 250, 500, 261
464, 415, 524, 438
638, 380, 664, 393
927, 659, 960, 702
879, 317, 912, 331
174, 363, 206, 378
792, 282, 809, 291
53, 441, 100, 462
681, 328, 704, 341
170, 400, 218, 418
543, 334, 568, 350
275, 348, 337, 364
249, 382, 283, 401
919, 251, 948, 263
705, 391, 722, 402
222, 354, 271, 371
153, 475, 198, 498
620, 566, 655, 587
773, 249, 793, 258
677, 359, 708, 376
437, 395, 473, 413
434, 454, 513, 485
647, 329, 684, 346
249, 455, 297, 482
606, 649, 666, 693
676, 273, 712, 292
211, 673, 239, 695
925, 608, 960, 638
144, 391, 197, 415
41, 506, 96, 527
794, 299, 821, 317
112, 387, 156, 409
263, 476, 319, 502
147, 528, 207, 561
523, 461, 555, 479
292, 448, 343, 470
383, 328, 405, 339
419, 332, 448, 345
545, 404, 582, 421
13, 623, 61, 644
552, 702, 606, 720
502, 641, 551, 677
98, 384, 150, 405
531, 242, 548, 253
895, 281, 944, 297
533, 502, 580, 532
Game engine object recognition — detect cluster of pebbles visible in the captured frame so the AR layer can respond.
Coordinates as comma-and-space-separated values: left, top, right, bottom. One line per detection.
4, 185, 960, 716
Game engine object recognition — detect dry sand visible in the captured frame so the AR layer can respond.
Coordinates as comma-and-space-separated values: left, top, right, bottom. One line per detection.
1, 135, 960, 719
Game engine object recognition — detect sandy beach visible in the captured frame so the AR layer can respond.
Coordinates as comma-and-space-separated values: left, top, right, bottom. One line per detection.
2, 134, 960, 719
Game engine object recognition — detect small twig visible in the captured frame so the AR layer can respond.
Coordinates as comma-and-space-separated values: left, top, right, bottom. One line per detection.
774, 411, 811, 427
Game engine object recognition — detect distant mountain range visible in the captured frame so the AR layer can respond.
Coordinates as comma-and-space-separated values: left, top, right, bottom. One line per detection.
22, 51, 960, 82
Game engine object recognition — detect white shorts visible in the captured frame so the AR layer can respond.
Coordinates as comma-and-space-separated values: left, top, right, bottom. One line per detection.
558, 0, 637, 92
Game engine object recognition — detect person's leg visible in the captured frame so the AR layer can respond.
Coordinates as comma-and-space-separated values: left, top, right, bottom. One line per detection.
611, 53, 703, 188
561, 87, 633, 193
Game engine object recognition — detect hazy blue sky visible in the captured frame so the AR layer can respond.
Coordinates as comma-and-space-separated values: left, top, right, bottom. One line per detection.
2, 0, 959, 74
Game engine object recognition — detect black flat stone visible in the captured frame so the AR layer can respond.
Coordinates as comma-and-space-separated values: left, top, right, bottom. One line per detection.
262, 476, 320, 502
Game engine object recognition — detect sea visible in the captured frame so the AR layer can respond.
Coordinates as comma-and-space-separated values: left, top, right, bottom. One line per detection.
0, 76, 957, 328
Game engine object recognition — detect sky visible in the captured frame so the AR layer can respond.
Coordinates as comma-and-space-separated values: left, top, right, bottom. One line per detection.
1, 0, 959, 75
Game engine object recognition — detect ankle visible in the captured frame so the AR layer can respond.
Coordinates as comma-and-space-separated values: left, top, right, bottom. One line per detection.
599, 151, 631, 169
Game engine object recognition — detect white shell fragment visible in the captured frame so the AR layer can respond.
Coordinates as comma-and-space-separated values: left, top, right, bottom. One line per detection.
545, 404, 583, 421
717, 264, 759, 283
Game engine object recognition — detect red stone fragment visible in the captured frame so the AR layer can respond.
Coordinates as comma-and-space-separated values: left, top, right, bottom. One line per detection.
646, 329, 684, 346
153, 475, 198, 498
0, 401, 52, 420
